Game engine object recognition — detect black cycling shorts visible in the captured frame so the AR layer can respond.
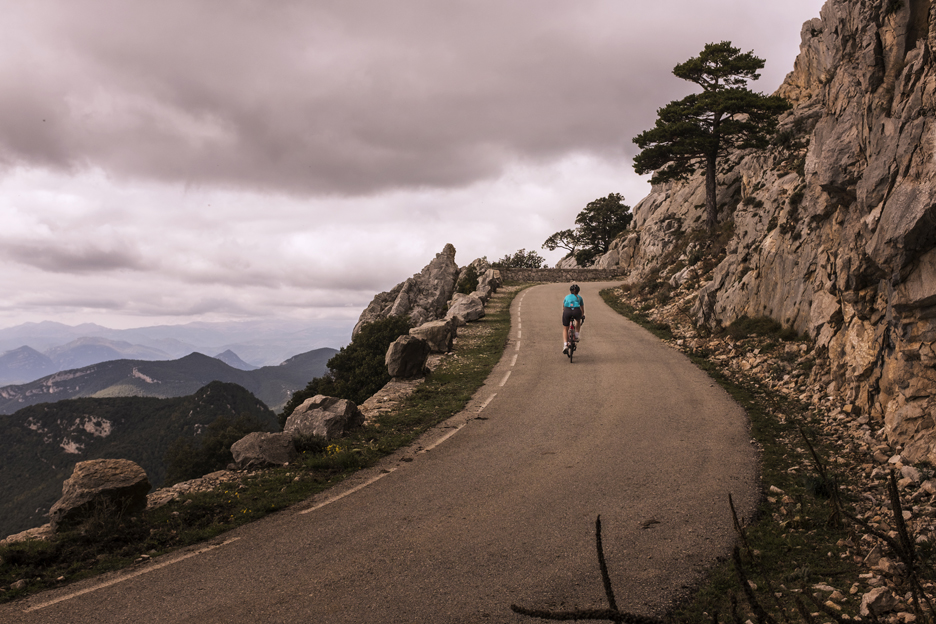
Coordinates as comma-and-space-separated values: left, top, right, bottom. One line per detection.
562, 306, 583, 327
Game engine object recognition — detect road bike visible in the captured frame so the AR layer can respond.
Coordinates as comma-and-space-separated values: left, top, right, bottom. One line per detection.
567, 318, 583, 363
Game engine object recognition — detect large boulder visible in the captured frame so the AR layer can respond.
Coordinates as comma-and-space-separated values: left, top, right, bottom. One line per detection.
284, 395, 365, 440
409, 318, 456, 353
230, 432, 298, 469
49, 459, 151, 531
446, 292, 485, 323
385, 335, 430, 378
473, 268, 502, 303
353, 244, 459, 337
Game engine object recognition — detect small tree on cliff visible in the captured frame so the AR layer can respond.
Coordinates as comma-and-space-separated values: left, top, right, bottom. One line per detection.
543, 193, 632, 266
633, 41, 791, 230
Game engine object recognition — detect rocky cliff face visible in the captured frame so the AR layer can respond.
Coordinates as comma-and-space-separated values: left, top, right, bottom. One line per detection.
602, 0, 936, 462
353, 244, 459, 337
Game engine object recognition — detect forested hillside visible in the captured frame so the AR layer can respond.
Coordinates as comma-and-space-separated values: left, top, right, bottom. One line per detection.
0, 381, 277, 538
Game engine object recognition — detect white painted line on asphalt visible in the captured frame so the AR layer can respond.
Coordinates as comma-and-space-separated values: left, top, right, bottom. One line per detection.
299, 420, 471, 517
499, 371, 511, 386
299, 471, 395, 515
510, 354, 518, 367
515, 341, 521, 351
421, 423, 467, 452
479, 394, 496, 412
24, 538, 242, 613
518, 331, 521, 339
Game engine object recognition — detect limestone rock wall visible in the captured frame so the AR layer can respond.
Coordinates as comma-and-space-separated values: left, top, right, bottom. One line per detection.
353, 244, 459, 337
498, 268, 625, 283
600, 0, 936, 462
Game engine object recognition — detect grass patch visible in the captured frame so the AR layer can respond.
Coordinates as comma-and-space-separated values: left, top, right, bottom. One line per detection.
0, 284, 531, 602
600, 288, 673, 340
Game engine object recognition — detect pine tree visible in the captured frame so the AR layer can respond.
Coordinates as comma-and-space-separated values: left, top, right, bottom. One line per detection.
633, 42, 791, 230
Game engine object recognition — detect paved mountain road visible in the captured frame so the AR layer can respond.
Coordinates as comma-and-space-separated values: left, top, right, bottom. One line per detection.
3, 282, 758, 623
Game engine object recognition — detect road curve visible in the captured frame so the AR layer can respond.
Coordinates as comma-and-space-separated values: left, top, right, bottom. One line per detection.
3, 282, 758, 624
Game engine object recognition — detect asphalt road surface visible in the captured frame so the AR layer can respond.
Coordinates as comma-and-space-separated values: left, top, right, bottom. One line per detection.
3, 282, 758, 624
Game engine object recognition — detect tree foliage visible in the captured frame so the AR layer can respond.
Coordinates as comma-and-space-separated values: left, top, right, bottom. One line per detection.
0, 382, 277, 536
633, 41, 791, 230
279, 315, 412, 427
456, 264, 480, 295
543, 193, 632, 267
491, 249, 546, 269
573, 193, 633, 266
164, 413, 273, 485
542, 229, 582, 255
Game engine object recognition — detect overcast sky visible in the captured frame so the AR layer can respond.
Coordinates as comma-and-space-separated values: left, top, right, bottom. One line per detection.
0, 0, 827, 335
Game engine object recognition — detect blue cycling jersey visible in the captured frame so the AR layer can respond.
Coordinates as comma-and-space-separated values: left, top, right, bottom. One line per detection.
563, 294, 583, 308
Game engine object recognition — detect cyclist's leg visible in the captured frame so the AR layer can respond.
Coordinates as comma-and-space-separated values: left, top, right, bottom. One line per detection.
561, 308, 572, 353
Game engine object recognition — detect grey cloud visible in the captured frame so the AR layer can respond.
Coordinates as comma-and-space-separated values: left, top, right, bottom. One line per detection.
0, 0, 820, 195
1, 241, 147, 274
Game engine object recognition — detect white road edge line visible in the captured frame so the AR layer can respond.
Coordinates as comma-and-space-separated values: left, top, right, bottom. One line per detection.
515, 341, 521, 351
299, 471, 394, 515
499, 371, 511, 387
24, 538, 242, 613
299, 420, 471, 517
510, 354, 518, 367
479, 393, 496, 412
420, 422, 467, 452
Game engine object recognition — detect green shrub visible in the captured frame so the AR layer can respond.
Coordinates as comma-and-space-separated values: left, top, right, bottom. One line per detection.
279, 315, 412, 427
164, 414, 273, 485
456, 265, 479, 294
491, 249, 545, 269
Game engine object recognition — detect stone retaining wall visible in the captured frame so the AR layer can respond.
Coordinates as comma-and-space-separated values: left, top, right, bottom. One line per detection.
499, 268, 626, 283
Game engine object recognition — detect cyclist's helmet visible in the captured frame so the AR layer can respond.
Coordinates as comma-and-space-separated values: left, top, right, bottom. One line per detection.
570, 284, 580, 294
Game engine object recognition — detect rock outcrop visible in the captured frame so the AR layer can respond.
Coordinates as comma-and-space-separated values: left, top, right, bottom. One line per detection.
446, 293, 485, 324
49, 459, 151, 530
473, 269, 502, 303
230, 432, 298, 469
353, 244, 459, 337
409, 318, 457, 353
455, 257, 491, 293
283, 395, 365, 440
146, 470, 240, 510
597, 0, 936, 461
385, 335, 431, 378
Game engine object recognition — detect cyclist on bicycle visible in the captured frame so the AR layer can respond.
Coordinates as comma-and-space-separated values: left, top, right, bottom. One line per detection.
562, 284, 585, 354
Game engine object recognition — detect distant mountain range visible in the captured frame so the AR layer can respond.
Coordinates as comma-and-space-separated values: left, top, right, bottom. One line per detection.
0, 318, 354, 385
0, 347, 337, 415
0, 381, 279, 538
